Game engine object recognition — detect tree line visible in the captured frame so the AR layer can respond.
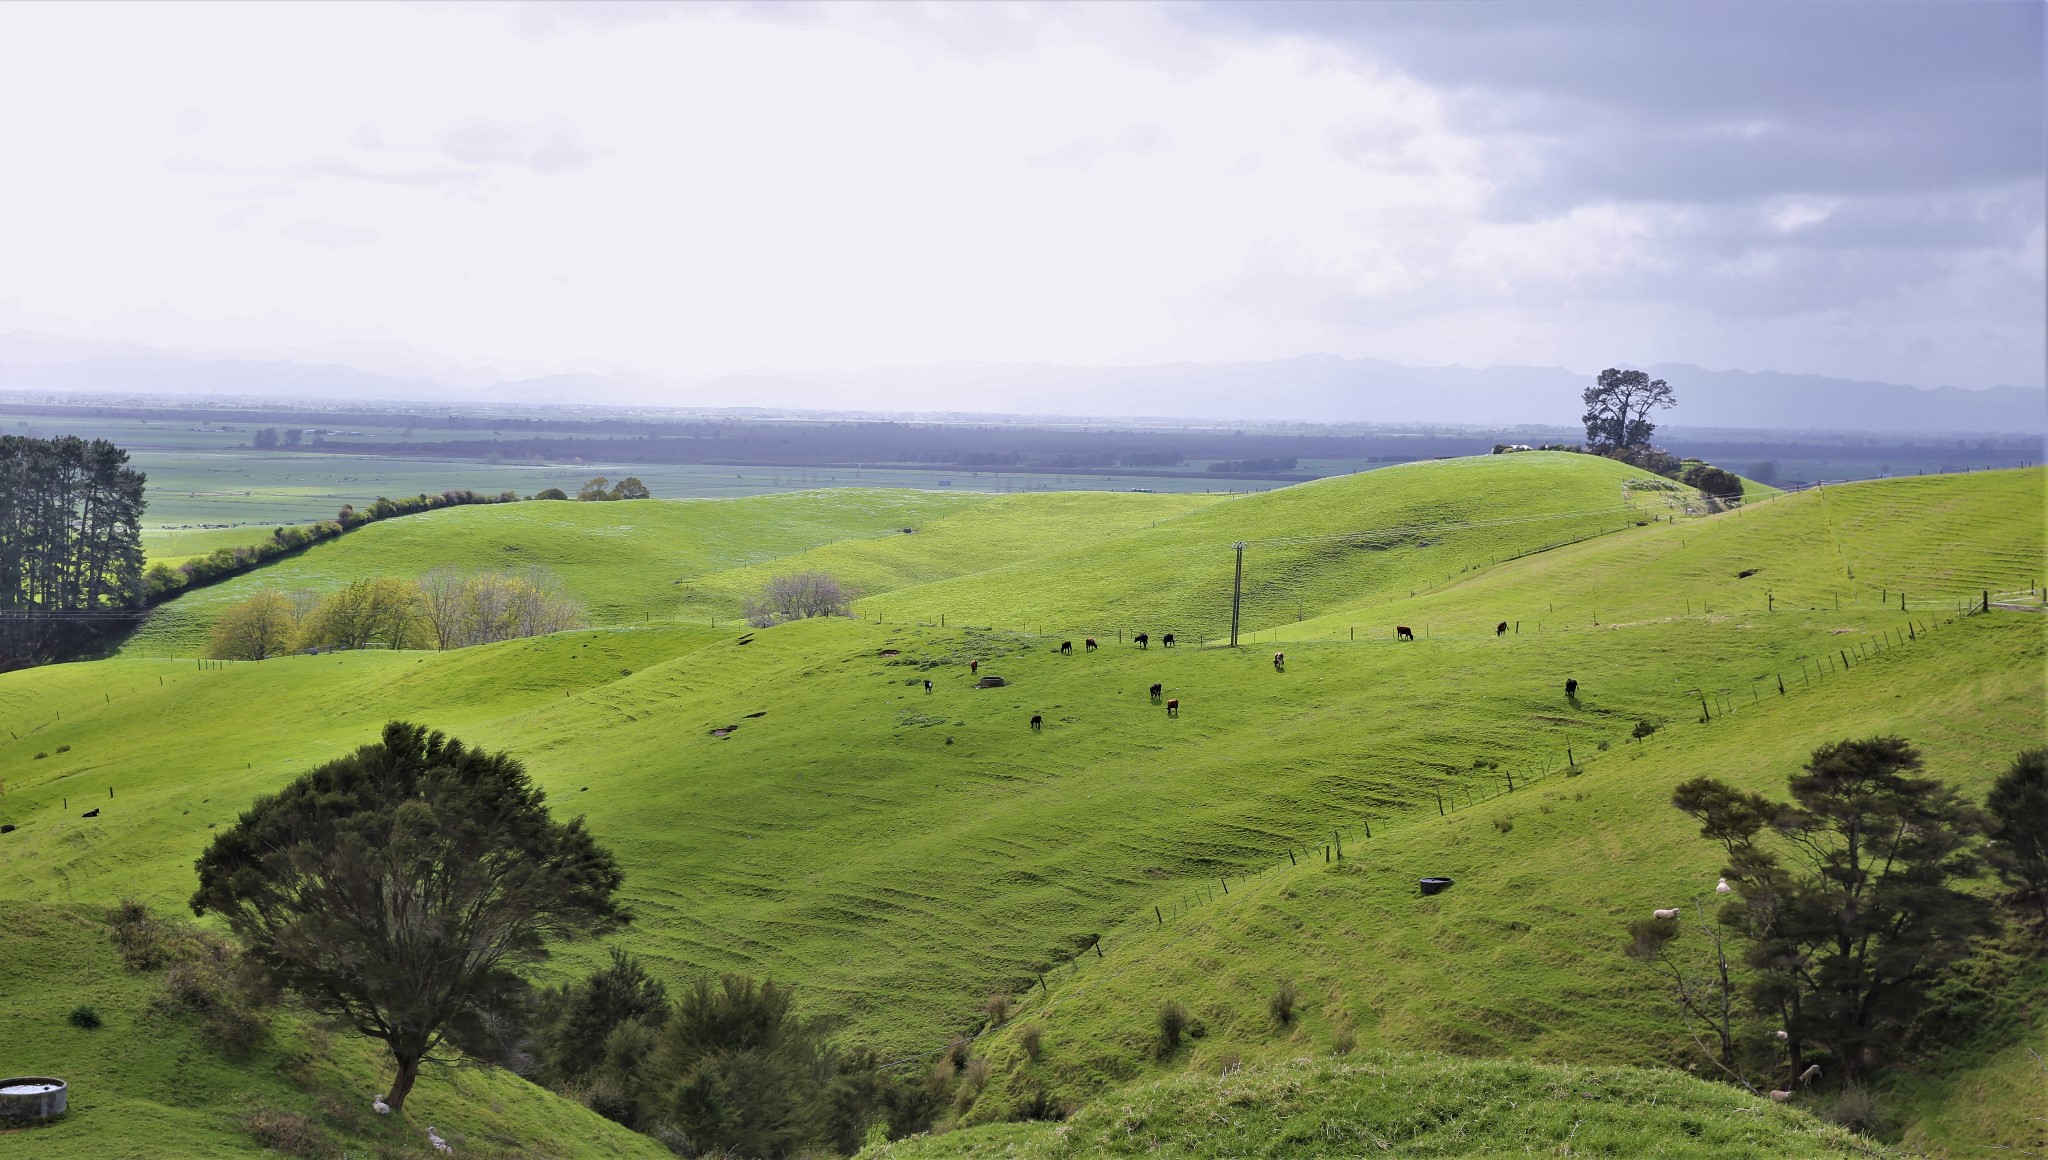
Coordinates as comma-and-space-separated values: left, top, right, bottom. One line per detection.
209, 567, 584, 659
0, 435, 146, 665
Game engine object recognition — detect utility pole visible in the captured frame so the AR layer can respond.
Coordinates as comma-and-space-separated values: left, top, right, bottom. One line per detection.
1229, 541, 1247, 648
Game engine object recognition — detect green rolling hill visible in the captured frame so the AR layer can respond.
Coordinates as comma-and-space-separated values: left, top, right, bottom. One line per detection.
1, 455, 2039, 1156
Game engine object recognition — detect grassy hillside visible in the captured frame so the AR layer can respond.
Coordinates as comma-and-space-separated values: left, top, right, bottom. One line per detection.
121, 489, 1217, 657
2, 459, 2040, 1154
861, 1055, 1863, 1158
0, 901, 667, 1159
858, 452, 1695, 637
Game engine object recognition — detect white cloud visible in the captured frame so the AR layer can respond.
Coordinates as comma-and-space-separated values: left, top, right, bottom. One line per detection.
281, 221, 378, 249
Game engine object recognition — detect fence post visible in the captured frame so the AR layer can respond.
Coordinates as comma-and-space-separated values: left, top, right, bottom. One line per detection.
1435, 792, 1444, 816
1334, 831, 1343, 860
1288, 849, 1296, 865
1155, 906, 1163, 925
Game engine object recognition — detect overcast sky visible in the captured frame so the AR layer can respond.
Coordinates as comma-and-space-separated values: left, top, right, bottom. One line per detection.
1, 0, 2040, 388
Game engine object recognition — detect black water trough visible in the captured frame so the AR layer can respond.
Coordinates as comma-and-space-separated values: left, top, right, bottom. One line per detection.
1418, 877, 1454, 896
0, 1078, 66, 1121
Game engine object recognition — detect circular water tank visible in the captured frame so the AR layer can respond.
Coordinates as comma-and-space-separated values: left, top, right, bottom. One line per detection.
0, 1078, 67, 1121
1418, 877, 1454, 896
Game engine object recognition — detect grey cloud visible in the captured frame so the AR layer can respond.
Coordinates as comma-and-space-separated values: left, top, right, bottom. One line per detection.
1194, 1, 2042, 210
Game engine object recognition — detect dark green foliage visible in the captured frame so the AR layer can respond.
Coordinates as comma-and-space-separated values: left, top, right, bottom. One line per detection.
1683, 463, 1746, 502
253, 428, 279, 449
1268, 979, 1298, 1026
1156, 999, 1190, 1055
1986, 747, 2048, 923
533, 487, 570, 501
1672, 736, 1996, 1081
1581, 368, 1675, 450
191, 721, 628, 1112
0, 435, 146, 661
68, 1003, 102, 1029
535, 947, 669, 1087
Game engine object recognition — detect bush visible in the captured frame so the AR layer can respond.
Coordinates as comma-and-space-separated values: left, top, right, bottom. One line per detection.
953, 1055, 992, 1111
982, 992, 1013, 1027
236, 1107, 332, 1158
533, 487, 569, 501
67, 1004, 102, 1029
1269, 980, 1298, 1027
1331, 1026, 1356, 1055
1156, 1000, 1190, 1056
1017, 1023, 1043, 1060
108, 898, 173, 970
1819, 1084, 1889, 1136
55, 743, 69, 753
745, 571, 855, 626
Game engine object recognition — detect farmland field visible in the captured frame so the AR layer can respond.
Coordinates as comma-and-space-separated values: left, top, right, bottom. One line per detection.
0, 454, 2040, 1157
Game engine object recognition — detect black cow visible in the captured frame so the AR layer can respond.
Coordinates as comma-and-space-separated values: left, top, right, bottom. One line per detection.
1085, 638, 1098, 652
1396, 625, 1415, 641
1135, 632, 1150, 649
923, 679, 933, 693
1496, 621, 1508, 637
1149, 682, 1163, 701
1165, 698, 1180, 717
1060, 641, 1073, 655
970, 659, 980, 675
1273, 651, 1285, 670
1565, 678, 1579, 698
81, 808, 101, 818
1162, 633, 1175, 647
1030, 714, 1044, 730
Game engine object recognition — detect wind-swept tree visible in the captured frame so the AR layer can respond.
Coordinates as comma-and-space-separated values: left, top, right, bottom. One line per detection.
1582, 368, 1676, 450
192, 722, 629, 1112
1672, 737, 1995, 1081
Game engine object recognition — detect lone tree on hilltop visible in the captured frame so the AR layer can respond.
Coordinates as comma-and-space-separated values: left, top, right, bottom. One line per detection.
1671, 737, 1995, 1082
1582, 368, 1675, 450
192, 721, 629, 1112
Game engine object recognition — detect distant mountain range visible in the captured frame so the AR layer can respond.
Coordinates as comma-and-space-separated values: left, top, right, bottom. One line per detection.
2, 330, 2040, 434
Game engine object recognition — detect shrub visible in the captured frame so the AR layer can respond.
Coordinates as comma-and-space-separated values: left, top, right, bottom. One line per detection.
533, 487, 569, 500
953, 1055, 991, 1110
1017, 1023, 1043, 1060
1268, 980, 1298, 1027
32, 751, 45, 760
1331, 1026, 1356, 1055
1493, 816, 1514, 834
1156, 1000, 1190, 1055
67, 1004, 102, 1029
236, 1107, 331, 1158
745, 571, 855, 626
982, 992, 1013, 1027
108, 898, 173, 970
1819, 1084, 1889, 1136
945, 1035, 972, 1069
54, 744, 69, 753
1211, 1049, 1243, 1075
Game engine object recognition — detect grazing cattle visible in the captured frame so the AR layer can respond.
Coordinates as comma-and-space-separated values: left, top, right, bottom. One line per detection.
1396, 625, 1415, 641
1149, 682, 1163, 700
1496, 621, 1508, 637
1134, 632, 1150, 649
970, 659, 980, 675
1273, 651, 1285, 670
1652, 908, 1681, 920
1060, 640, 1073, 655
1162, 633, 1175, 647
923, 679, 933, 693
1165, 698, 1179, 717
1085, 638, 1098, 652
81, 808, 100, 818
1030, 714, 1043, 730
1565, 678, 1579, 697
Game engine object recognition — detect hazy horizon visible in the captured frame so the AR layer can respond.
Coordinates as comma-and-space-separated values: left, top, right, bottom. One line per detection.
1, 0, 2042, 402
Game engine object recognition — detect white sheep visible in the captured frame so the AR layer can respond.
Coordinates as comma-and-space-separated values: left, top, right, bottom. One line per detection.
428, 1127, 453, 1154
1798, 1063, 1821, 1085
1774, 1029, 1790, 1041
1767, 1089, 1793, 1102
1715, 877, 1732, 895
372, 1098, 390, 1115
1652, 907, 1681, 920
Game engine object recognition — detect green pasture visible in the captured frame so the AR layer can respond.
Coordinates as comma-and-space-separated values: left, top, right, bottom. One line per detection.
861, 1054, 1864, 1158
0, 457, 2040, 1155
